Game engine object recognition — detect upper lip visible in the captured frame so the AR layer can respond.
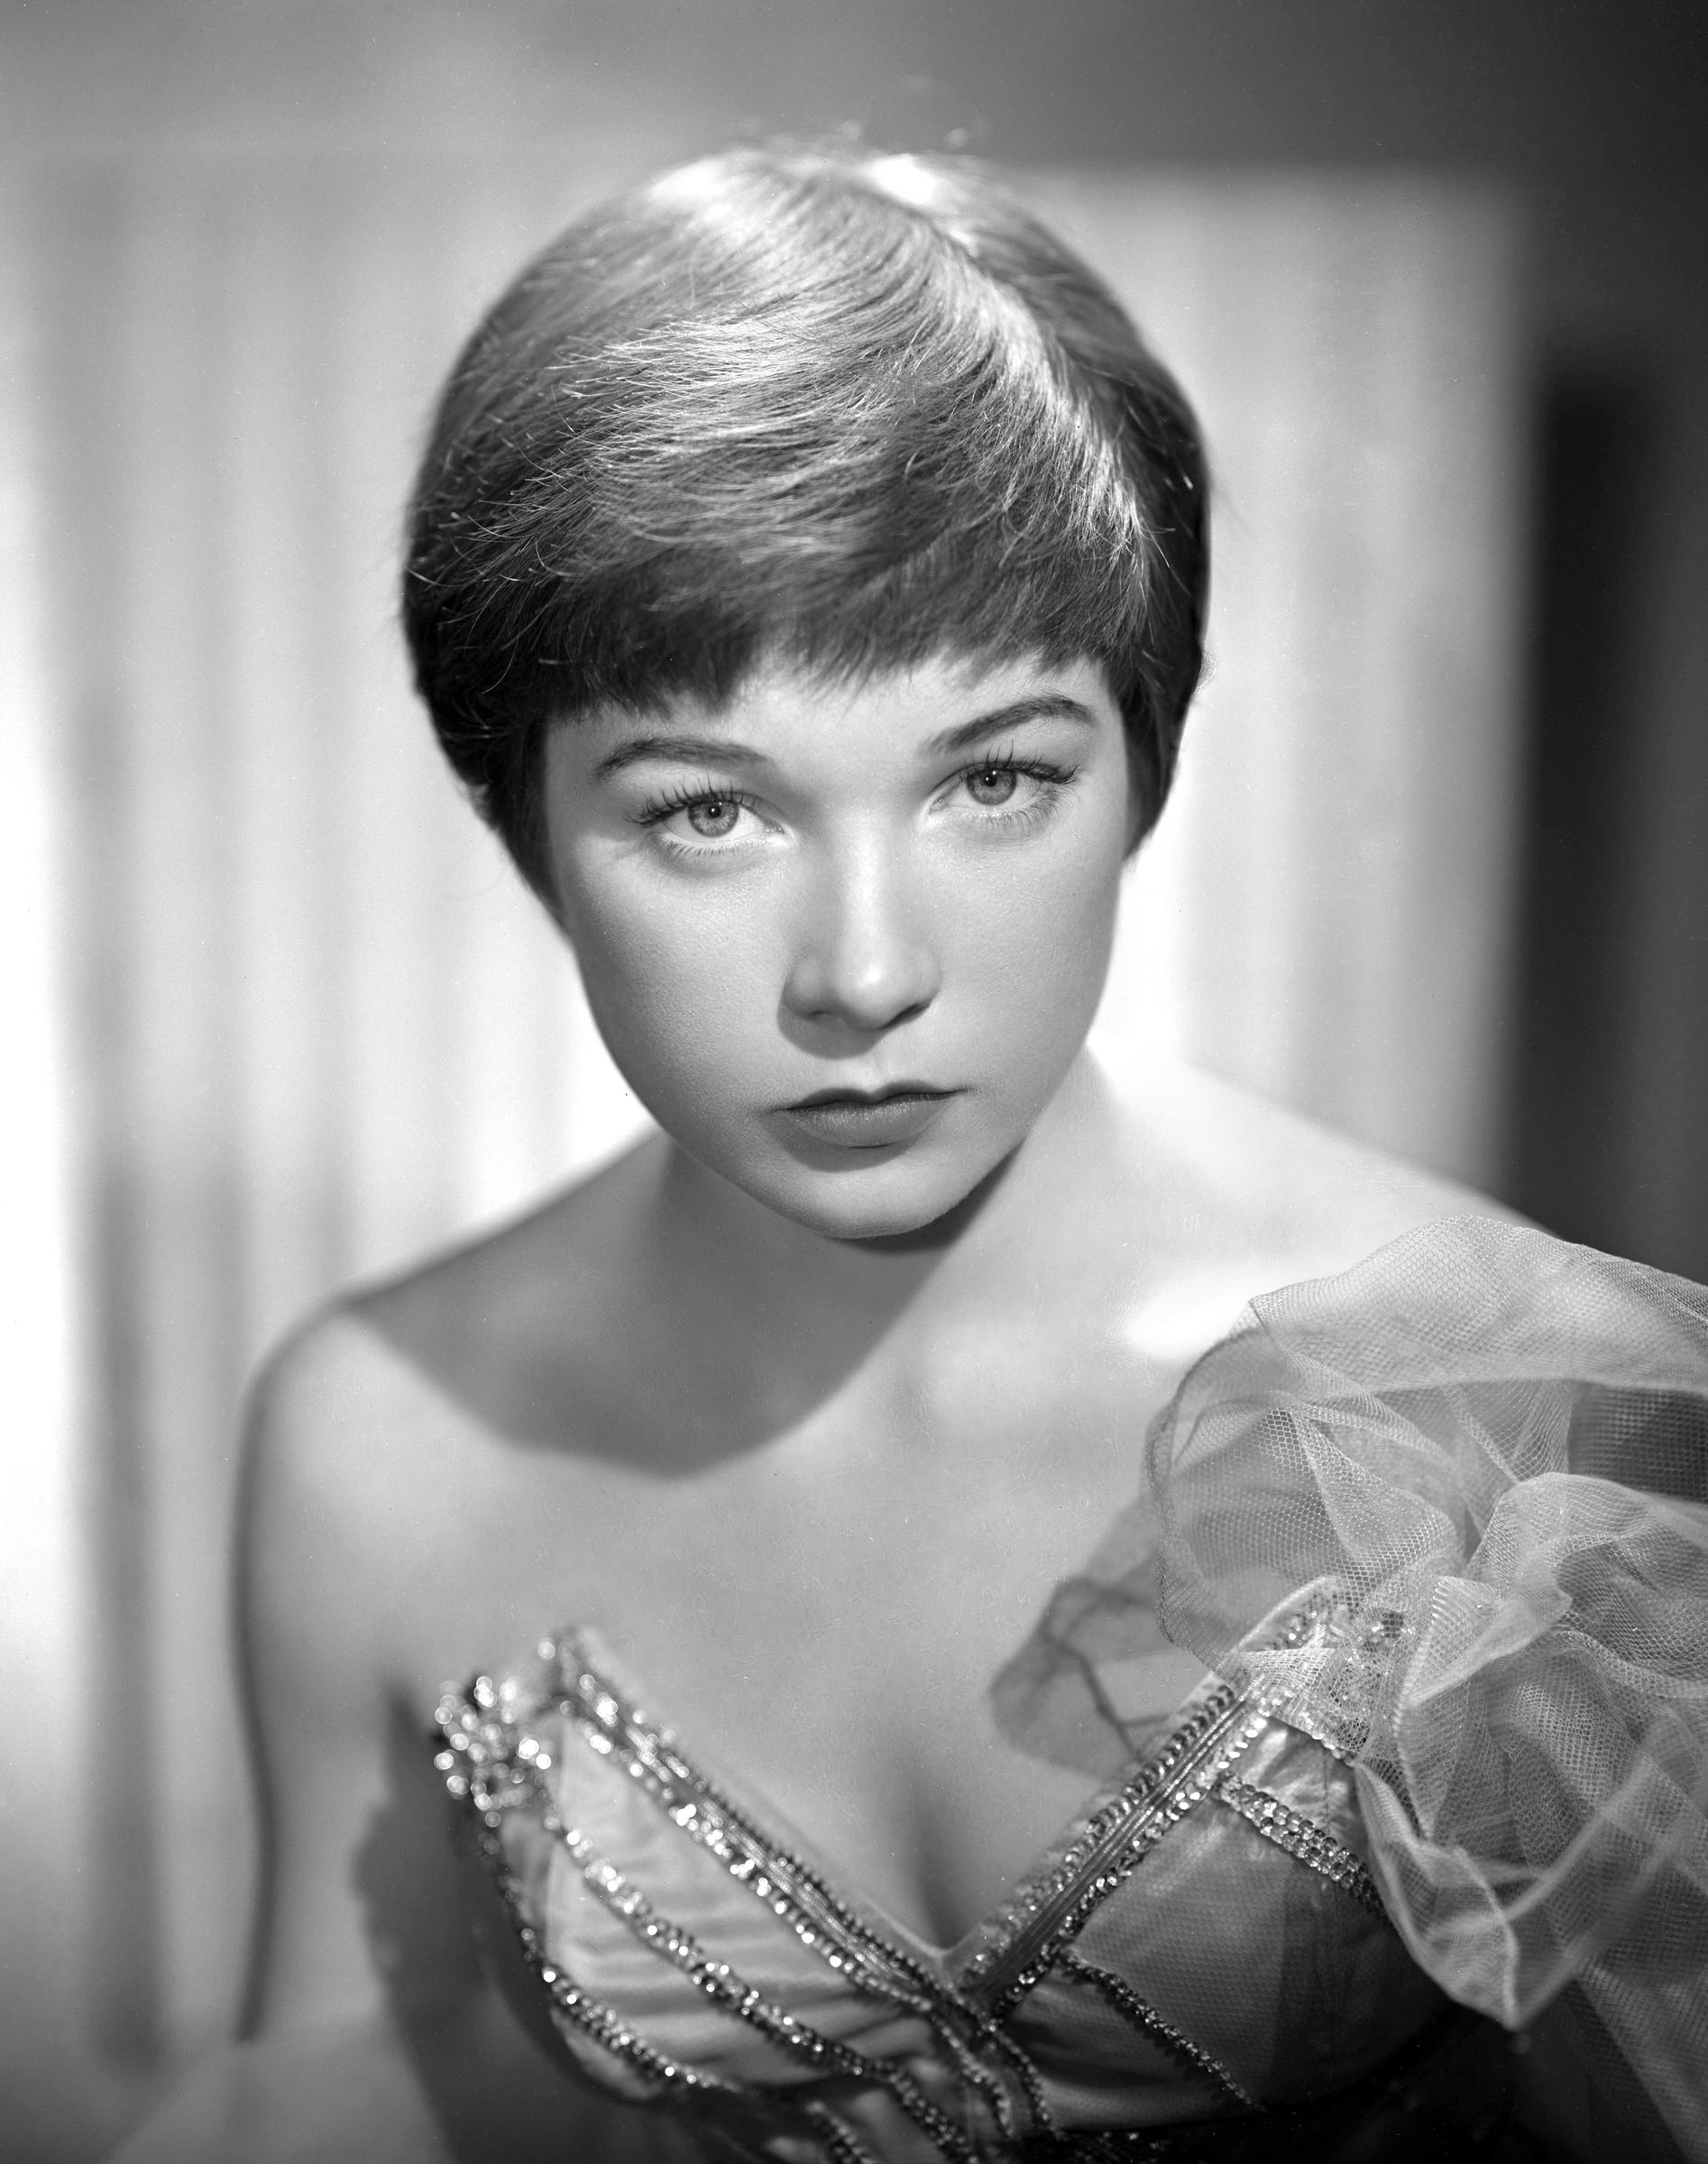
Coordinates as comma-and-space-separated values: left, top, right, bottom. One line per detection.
786, 1083, 953, 1110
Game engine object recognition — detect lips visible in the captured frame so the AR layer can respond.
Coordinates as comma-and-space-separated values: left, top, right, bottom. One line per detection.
778, 1086, 958, 1151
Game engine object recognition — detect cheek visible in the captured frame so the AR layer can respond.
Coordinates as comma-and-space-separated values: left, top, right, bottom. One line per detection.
941, 836, 1124, 1063
558, 868, 769, 1116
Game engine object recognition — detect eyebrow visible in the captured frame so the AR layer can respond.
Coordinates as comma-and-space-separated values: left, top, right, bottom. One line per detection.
592, 695, 1100, 780
924, 694, 1100, 756
593, 733, 774, 780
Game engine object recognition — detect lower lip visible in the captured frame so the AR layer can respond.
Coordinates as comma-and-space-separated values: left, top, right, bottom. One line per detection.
779, 1093, 955, 1150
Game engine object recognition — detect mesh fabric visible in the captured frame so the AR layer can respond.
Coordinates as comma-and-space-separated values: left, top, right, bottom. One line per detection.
1001, 1219, 1708, 2158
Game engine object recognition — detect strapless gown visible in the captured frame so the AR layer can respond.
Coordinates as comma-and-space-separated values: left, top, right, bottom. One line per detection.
435, 1221, 1708, 2162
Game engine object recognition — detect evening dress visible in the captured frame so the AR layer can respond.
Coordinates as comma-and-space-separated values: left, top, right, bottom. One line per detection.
436, 1220, 1708, 2161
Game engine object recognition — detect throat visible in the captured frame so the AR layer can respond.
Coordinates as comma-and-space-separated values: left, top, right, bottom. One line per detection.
637, 1143, 949, 1429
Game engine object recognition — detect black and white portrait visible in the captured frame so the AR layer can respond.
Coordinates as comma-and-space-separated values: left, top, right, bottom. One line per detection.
2, 7, 1705, 2161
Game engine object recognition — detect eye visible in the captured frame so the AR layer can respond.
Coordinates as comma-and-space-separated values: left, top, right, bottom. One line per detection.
684, 796, 741, 839
941, 749, 1075, 830
965, 766, 1020, 808
628, 778, 772, 857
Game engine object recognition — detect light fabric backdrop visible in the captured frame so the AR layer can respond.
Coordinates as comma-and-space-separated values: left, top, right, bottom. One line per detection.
0, 155, 1522, 2139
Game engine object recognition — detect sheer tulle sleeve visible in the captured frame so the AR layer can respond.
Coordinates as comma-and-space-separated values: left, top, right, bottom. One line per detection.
1153, 1220, 1708, 2153
1006, 1220, 1708, 2158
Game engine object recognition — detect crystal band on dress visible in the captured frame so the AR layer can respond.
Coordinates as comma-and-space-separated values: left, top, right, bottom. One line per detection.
553, 1632, 1055, 2145
1054, 1950, 1255, 2109
441, 1690, 900, 2162
439, 1668, 989, 2163
437, 1687, 758, 2106
435, 1607, 1418, 2162
528, 1791, 983, 2164
468, 1811, 754, 2104
554, 1634, 951, 2005
1212, 1777, 1387, 1918
964, 1684, 1272, 2013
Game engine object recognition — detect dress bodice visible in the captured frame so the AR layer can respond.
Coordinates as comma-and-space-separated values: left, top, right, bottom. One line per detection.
436, 1609, 1447, 2162
434, 1221, 1708, 2162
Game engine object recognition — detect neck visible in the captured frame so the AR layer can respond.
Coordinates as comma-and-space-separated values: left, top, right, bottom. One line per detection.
632, 1051, 1117, 1428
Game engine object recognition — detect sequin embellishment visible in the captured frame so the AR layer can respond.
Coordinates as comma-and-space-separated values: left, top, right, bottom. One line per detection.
553, 1633, 1051, 2145
960, 1683, 1272, 2014
1054, 1950, 1254, 2107
1212, 1777, 1386, 1917
436, 1685, 769, 2125
433, 1595, 1410, 2160
530, 1799, 982, 2164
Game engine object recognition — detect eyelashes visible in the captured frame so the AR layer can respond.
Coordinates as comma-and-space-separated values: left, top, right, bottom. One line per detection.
625, 779, 772, 858
627, 748, 1079, 857
629, 779, 759, 830
951, 749, 1076, 828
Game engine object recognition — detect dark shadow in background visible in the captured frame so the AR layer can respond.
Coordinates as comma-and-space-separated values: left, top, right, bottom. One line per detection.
1506, 368, 1659, 1252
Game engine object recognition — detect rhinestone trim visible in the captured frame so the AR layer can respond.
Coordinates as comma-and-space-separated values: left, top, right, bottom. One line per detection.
962, 1683, 1272, 2014
527, 1790, 981, 2164
441, 1710, 892, 2162
431, 1591, 1390, 2159
1212, 1777, 1387, 1917
467, 1812, 748, 2105
554, 1632, 1054, 2144
435, 1663, 983, 2164
1054, 1950, 1255, 2109
556, 1637, 951, 2003
1228, 1586, 1408, 1765
797, 2100, 884, 2164
956, 1679, 1226, 1993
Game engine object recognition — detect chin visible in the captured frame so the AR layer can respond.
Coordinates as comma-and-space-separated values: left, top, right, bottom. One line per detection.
744, 1152, 1004, 1244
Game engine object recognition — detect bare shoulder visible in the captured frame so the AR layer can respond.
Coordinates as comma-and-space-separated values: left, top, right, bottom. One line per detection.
220, 1203, 667, 2123
237, 1299, 451, 1721
1094, 1054, 1526, 1338
242, 1131, 668, 1692
1154, 1059, 1519, 1242
233, 1144, 667, 2041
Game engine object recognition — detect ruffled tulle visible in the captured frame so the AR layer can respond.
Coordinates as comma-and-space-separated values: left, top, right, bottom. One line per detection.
999, 1219, 1708, 2159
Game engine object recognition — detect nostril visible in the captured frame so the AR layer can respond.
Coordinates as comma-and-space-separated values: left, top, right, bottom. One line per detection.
784, 952, 940, 1031
782, 857, 941, 1028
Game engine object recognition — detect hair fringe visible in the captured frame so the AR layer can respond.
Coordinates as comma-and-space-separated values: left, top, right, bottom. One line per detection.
404, 144, 1208, 898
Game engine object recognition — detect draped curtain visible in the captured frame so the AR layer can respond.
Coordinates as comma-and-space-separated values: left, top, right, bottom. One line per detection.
0, 154, 1523, 2143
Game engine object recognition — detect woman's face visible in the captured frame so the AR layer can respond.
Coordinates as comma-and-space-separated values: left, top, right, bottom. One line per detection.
542, 651, 1134, 1240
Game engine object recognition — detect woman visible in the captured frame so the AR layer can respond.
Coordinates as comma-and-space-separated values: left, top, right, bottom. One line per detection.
117, 148, 1707, 2162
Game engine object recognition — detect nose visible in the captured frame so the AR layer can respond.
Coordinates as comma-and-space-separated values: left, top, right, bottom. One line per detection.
781, 836, 941, 1035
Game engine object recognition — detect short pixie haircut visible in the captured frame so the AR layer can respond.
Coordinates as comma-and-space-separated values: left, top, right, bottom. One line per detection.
403, 146, 1208, 900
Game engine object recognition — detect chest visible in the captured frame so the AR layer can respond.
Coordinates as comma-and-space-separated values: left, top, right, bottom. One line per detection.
399, 1342, 1173, 1946
439, 1619, 1446, 2152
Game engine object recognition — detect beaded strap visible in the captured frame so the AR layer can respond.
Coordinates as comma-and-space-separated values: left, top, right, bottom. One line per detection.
528, 1799, 982, 2164
1054, 1951, 1254, 2108
962, 1683, 1270, 2013
434, 1588, 1410, 2160
555, 1633, 1053, 2144
439, 1671, 987, 2162
1212, 1778, 1386, 1917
